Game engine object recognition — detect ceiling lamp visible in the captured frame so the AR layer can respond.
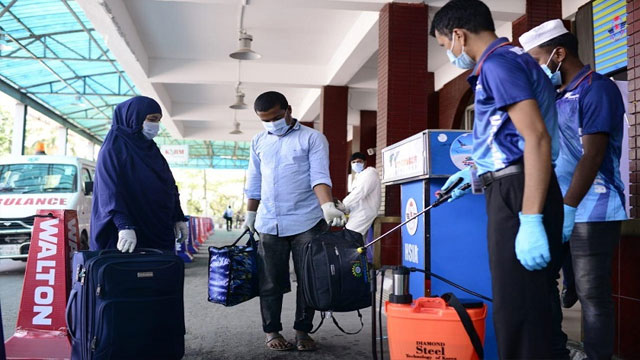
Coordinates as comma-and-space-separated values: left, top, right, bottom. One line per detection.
229, 88, 248, 110
230, 111, 243, 135
229, 120, 243, 135
229, 31, 261, 60
0, 27, 13, 51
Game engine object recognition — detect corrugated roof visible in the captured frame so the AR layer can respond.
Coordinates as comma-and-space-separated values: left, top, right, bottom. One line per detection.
0, 0, 249, 168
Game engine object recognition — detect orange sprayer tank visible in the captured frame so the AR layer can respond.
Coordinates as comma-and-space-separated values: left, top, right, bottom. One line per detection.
386, 297, 487, 360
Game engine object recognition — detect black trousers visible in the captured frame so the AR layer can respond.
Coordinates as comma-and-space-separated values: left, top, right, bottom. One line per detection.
257, 220, 328, 333
485, 172, 567, 359
570, 221, 620, 360
225, 218, 232, 231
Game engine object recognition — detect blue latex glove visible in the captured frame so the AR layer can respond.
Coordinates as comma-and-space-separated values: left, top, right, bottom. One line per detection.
562, 204, 577, 243
441, 167, 472, 202
515, 213, 551, 271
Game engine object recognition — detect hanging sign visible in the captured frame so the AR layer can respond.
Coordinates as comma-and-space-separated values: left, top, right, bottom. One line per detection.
161, 145, 189, 164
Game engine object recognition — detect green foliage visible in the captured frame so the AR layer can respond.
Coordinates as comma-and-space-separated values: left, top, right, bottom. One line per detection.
187, 199, 203, 215
173, 169, 246, 221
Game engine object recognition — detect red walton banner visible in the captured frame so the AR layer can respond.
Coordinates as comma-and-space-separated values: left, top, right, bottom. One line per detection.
5, 209, 79, 359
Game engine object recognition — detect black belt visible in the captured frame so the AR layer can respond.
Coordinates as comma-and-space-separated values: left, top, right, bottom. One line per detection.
479, 163, 524, 187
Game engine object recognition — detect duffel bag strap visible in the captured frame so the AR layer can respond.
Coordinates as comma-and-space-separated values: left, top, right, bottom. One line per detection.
309, 311, 364, 335
309, 312, 326, 334
330, 310, 364, 335
441, 293, 484, 359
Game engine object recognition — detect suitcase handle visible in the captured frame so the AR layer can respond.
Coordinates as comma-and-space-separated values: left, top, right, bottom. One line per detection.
98, 248, 164, 256
66, 288, 78, 340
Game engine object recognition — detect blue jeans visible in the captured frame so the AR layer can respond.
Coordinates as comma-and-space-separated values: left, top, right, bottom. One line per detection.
570, 221, 620, 360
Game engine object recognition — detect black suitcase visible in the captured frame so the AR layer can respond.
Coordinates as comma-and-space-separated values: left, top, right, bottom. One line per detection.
67, 249, 185, 360
301, 229, 371, 313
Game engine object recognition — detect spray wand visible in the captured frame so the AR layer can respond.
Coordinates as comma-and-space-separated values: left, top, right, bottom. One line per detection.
357, 178, 470, 254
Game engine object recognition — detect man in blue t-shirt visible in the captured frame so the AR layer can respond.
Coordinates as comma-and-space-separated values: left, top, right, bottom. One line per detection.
431, 1, 567, 358
521, 20, 626, 360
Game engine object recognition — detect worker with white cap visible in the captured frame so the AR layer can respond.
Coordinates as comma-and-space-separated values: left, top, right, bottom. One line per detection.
521, 19, 626, 360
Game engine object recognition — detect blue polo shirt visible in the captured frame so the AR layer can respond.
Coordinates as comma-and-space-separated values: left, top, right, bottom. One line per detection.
467, 37, 559, 175
555, 65, 626, 222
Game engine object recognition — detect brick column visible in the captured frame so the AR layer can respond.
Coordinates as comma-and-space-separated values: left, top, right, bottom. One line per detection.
300, 121, 314, 129
377, 2, 432, 265
438, 71, 472, 129
378, 2, 432, 216
319, 85, 349, 200
351, 125, 361, 154
512, 0, 564, 47
360, 110, 377, 165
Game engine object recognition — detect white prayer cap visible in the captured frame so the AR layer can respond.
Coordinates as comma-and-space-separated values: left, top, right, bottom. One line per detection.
519, 19, 569, 52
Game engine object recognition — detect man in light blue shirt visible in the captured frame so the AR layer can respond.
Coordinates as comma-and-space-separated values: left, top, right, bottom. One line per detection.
242, 91, 345, 352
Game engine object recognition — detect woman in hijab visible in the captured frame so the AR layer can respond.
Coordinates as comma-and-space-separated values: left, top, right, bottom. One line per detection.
90, 96, 189, 252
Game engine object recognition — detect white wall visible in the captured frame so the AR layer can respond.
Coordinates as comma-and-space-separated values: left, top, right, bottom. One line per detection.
563, 0, 591, 19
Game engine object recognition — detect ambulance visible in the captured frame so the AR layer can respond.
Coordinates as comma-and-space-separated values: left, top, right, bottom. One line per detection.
0, 155, 95, 260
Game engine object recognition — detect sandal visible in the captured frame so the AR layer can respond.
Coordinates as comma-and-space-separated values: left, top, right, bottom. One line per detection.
265, 333, 294, 351
295, 333, 317, 352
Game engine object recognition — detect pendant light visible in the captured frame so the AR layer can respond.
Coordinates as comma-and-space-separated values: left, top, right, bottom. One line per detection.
229, 112, 243, 134
229, 88, 248, 110
230, 31, 261, 60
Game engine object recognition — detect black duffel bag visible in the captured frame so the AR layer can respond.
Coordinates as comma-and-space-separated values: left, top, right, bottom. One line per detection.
301, 228, 371, 333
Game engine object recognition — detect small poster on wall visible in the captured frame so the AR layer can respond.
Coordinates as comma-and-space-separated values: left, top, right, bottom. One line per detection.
160, 145, 189, 164
593, 0, 627, 75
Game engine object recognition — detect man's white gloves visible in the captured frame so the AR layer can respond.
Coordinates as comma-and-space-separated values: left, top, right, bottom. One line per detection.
117, 229, 137, 253
174, 221, 189, 243
335, 200, 349, 214
243, 211, 257, 233
321, 202, 346, 227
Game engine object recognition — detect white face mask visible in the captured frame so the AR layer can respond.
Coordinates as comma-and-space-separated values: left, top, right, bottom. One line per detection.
446, 35, 476, 70
540, 48, 562, 87
262, 117, 289, 136
351, 162, 365, 173
142, 121, 160, 139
